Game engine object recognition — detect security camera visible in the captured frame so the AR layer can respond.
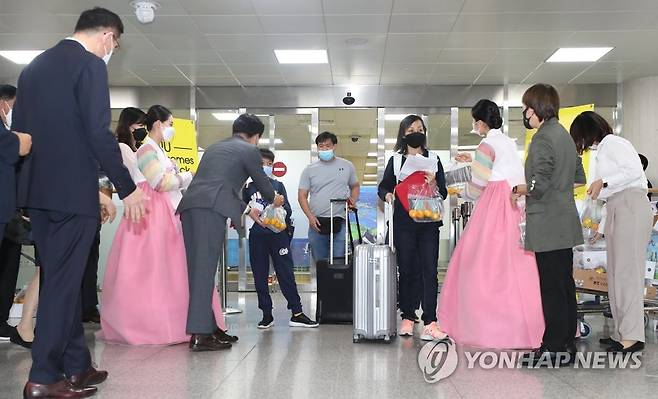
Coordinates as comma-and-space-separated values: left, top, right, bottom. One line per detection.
350, 135, 360, 143
131, 1, 159, 24
342, 91, 355, 105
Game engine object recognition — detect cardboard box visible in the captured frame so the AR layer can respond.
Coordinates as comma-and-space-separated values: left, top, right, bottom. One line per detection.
573, 268, 608, 292
645, 285, 658, 301
574, 248, 607, 270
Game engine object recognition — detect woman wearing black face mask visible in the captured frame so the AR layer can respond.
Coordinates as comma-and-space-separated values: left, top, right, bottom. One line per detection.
378, 114, 448, 341
115, 107, 147, 183
116, 107, 147, 151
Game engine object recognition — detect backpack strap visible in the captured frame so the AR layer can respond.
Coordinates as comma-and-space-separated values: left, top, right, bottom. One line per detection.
393, 153, 403, 181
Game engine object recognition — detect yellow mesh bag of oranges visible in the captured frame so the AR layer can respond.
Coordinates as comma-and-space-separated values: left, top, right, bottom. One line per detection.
408, 183, 444, 223
581, 197, 603, 238
260, 204, 288, 233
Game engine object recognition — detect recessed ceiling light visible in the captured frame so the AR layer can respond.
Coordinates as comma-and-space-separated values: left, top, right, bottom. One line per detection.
212, 112, 239, 121
275, 50, 328, 64
362, 181, 378, 185
0, 50, 44, 64
367, 152, 377, 157
364, 174, 378, 178
546, 47, 613, 63
365, 162, 377, 167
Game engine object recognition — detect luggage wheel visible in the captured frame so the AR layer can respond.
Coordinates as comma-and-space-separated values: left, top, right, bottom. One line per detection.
353, 334, 362, 343
383, 335, 392, 343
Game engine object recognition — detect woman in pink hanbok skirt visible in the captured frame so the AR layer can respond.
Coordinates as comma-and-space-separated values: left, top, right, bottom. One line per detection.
100, 106, 226, 345
437, 100, 544, 349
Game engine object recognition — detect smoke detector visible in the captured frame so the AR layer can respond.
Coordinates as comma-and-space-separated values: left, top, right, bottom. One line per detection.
130, 1, 160, 24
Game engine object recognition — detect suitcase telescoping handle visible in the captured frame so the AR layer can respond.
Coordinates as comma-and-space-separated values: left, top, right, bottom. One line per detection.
385, 200, 394, 252
329, 198, 361, 266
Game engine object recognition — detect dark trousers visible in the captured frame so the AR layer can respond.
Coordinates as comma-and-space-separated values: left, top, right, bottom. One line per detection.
81, 225, 101, 317
0, 236, 21, 324
181, 208, 224, 335
249, 231, 302, 315
536, 248, 577, 352
395, 225, 440, 325
29, 210, 97, 384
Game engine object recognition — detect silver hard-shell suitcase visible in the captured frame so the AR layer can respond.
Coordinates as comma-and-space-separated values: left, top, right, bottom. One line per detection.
353, 202, 397, 343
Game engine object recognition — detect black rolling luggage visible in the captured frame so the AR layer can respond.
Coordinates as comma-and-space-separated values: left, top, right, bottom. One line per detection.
315, 199, 362, 324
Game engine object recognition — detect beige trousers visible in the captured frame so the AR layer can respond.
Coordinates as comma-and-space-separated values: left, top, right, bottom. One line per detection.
604, 188, 653, 343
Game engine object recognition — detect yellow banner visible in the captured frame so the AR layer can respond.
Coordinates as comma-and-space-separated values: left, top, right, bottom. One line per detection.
524, 104, 594, 200
159, 118, 199, 173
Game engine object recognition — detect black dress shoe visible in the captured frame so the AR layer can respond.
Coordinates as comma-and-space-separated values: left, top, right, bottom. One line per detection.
82, 312, 101, 324
189, 334, 232, 352
69, 367, 108, 387
599, 337, 617, 346
565, 342, 577, 357
520, 347, 573, 368
0, 322, 12, 341
607, 341, 645, 353
213, 328, 239, 343
24, 380, 97, 398
10, 327, 33, 349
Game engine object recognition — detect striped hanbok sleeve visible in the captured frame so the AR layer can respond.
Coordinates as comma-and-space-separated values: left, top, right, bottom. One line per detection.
137, 143, 184, 192
464, 142, 495, 201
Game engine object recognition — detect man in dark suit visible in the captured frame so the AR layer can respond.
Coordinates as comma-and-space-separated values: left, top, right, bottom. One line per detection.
12, 8, 146, 398
0, 84, 32, 342
0, 89, 31, 242
178, 114, 283, 351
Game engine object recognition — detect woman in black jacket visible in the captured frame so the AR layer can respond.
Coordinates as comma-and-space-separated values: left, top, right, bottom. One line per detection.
378, 114, 447, 341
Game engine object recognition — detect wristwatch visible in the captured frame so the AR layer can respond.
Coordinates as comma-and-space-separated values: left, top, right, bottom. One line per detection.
603, 182, 608, 188
512, 186, 518, 194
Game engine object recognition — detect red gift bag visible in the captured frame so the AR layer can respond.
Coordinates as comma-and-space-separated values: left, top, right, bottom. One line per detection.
394, 171, 427, 212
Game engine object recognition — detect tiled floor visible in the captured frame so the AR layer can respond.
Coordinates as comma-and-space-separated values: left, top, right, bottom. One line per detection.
1, 293, 658, 399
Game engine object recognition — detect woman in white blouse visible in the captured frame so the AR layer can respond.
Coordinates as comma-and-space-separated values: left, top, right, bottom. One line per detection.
571, 111, 653, 354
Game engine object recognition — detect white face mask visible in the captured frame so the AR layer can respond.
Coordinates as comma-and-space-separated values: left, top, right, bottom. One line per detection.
102, 34, 114, 65
162, 126, 175, 141
4, 108, 11, 130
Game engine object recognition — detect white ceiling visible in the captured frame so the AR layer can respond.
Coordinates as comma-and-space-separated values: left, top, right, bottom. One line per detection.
1, 0, 658, 87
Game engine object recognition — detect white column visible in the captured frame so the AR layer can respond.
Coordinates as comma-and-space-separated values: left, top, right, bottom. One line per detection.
621, 77, 658, 183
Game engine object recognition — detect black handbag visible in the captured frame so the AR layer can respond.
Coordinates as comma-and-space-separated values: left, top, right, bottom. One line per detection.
317, 217, 344, 236
4, 211, 32, 245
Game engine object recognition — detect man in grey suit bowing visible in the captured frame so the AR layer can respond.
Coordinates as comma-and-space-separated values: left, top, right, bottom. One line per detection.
178, 114, 283, 352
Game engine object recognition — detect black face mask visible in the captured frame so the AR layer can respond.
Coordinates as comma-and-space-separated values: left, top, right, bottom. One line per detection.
522, 109, 533, 130
132, 128, 148, 142
404, 132, 426, 149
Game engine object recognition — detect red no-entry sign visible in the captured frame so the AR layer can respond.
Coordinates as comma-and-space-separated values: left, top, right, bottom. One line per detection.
272, 161, 287, 177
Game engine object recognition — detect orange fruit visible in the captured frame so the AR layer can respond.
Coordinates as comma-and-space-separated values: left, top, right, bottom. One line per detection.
409, 210, 417, 218
424, 210, 433, 218
431, 213, 440, 220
